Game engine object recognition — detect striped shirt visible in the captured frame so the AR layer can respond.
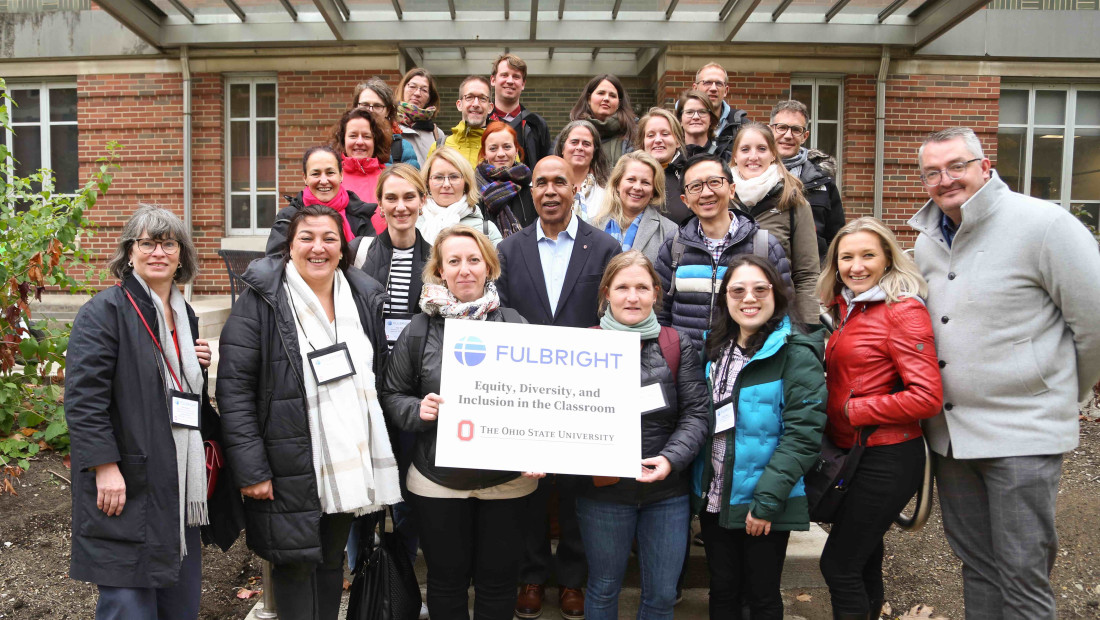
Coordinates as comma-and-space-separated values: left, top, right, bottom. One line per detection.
383, 247, 414, 314
706, 341, 748, 514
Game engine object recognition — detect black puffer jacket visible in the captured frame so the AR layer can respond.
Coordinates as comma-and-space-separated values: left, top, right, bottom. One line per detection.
358, 229, 431, 314
663, 151, 692, 226
655, 210, 793, 351
215, 256, 387, 564
66, 277, 241, 588
577, 328, 710, 505
798, 152, 845, 263
265, 190, 379, 256
379, 310, 527, 490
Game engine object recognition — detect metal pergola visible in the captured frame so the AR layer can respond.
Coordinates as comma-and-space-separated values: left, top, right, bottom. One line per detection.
95, 0, 992, 74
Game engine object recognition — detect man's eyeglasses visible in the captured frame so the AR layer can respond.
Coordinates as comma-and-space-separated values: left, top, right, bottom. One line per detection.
920, 158, 981, 187
134, 238, 180, 255
769, 123, 807, 137
462, 94, 490, 105
696, 80, 726, 89
726, 284, 773, 301
683, 176, 729, 195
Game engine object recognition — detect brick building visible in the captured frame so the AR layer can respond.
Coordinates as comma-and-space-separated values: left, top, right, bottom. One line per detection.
2, 0, 1098, 295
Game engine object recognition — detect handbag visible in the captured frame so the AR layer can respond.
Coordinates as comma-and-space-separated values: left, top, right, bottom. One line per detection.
346, 508, 422, 620
203, 439, 224, 500
804, 425, 877, 523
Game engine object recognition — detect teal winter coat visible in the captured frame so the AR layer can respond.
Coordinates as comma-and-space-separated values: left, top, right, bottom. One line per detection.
690, 318, 827, 530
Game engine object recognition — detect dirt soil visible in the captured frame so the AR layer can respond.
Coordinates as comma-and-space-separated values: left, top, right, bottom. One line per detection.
1, 408, 1098, 620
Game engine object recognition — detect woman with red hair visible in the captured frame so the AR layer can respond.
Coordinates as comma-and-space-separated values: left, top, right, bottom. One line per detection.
475, 121, 536, 237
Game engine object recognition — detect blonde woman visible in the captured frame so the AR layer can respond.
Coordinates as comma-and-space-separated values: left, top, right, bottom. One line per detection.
419, 147, 503, 246
592, 151, 676, 264
815, 217, 943, 620
636, 108, 692, 225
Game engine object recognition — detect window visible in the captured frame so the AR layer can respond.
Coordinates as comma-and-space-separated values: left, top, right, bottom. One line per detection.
998, 84, 1100, 228
3, 83, 79, 206
790, 77, 843, 167
226, 77, 278, 235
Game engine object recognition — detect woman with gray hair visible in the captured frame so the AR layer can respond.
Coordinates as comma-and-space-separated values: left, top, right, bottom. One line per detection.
553, 119, 610, 221
65, 205, 218, 619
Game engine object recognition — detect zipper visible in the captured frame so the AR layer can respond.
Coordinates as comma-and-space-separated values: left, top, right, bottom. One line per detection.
240, 279, 305, 391
715, 347, 751, 525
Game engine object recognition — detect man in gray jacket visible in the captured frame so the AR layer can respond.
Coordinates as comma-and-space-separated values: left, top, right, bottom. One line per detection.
909, 127, 1100, 620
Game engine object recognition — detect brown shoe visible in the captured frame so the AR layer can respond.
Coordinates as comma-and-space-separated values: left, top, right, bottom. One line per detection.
515, 583, 544, 619
559, 587, 585, 620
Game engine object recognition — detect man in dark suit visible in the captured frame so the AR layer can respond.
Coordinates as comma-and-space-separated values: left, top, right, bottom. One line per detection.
497, 155, 621, 620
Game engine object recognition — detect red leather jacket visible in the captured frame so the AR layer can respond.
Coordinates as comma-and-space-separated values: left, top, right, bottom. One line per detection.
824, 294, 943, 449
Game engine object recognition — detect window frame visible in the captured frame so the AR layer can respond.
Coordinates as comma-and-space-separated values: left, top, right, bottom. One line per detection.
999, 82, 1100, 213
790, 75, 844, 185
2, 80, 79, 201
224, 75, 279, 236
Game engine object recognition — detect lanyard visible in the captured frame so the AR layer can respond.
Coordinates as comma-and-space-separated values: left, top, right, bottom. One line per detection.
119, 284, 184, 392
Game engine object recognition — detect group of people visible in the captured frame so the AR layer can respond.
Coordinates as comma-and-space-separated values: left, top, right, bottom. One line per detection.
63, 54, 1100, 620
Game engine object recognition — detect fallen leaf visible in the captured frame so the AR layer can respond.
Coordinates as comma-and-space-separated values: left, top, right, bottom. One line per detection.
63, 454, 72, 469
236, 588, 261, 600
882, 601, 893, 616
795, 593, 812, 602
19, 427, 35, 437
343, 578, 351, 591
1, 478, 16, 496
899, 604, 948, 619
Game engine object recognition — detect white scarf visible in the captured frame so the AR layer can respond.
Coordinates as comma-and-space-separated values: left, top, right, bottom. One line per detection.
418, 196, 474, 244
132, 273, 207, 558
284, 263, 403, 515
732, 163, 782, 208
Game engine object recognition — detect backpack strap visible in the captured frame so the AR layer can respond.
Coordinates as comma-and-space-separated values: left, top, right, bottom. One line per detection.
407, 313, 431, 391
665, 231, 686, 297
391, 136, 404, 164
657, 326, 681, 385
753, 228, 769, 259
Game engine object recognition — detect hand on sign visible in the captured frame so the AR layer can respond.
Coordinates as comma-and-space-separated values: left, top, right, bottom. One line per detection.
522, 472, 546, 479
420, 393, 444, 421
636, 456, 671, 483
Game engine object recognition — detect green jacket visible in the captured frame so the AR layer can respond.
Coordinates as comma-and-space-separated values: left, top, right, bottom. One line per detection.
691, 320, 827, 530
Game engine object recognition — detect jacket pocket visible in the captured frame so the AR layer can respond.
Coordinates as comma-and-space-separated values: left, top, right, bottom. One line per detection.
79, 453, 148, 543
1012, 338, 1050, 396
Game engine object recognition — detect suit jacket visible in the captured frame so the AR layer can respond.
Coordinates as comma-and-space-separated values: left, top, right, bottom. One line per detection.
632, 206, 679, 265
497, 217, 622, 328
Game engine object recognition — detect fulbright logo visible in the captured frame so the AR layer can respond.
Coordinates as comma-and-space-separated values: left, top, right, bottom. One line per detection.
453, 336, 487, 366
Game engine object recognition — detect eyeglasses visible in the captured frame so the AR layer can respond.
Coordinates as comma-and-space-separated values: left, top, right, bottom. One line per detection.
726, 283, 773, 300
429, 174, 463, 186
357, 102, 387, 112
461, 94, 490, 104
769, 123, 807, 137
696, 80, 726, 89
134, 238, 180, 255
683, 176, 729, 195
682, 109, 709, 119
920, 158, 981, 187
405, 84, 430, 94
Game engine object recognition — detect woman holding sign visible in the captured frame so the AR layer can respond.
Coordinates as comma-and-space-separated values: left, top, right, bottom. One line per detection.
380, 225, 540, 620
690, 254, 827, 620
576, 250, 709, 620
217, 203, 400, 620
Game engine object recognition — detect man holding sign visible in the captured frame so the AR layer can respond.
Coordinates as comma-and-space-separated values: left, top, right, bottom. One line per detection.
497, 156, 622, 620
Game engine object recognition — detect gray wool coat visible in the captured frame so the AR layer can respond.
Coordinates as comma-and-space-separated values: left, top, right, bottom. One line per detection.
908, 171, 1100, 459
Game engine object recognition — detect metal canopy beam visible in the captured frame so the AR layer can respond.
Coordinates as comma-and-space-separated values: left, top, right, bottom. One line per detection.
93, 0, 165, 47
723, 0, 763, 41
558, 0, 565, 18
277, 0, 298, 20
390, 0, 402, 19
446, 0, 455, 19
665, 0, 680, 20
612, 0, 622, 19
222, 0, 246, 21
530, 0, 539, 39
771, 0, 794, 20
913, 0, 991, 49
877, 0, 907, 22
312, 0, 347, 40
166, 0, 195, 22
591, 47, 600, 58
824, 0, 852, 22
505, 0, 509, 19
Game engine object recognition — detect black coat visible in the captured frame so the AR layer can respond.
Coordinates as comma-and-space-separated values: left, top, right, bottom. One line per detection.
663, 152, 692, 226
65, 277, 241, 588
265, 190, 379, 256
359, 229, 431, 314
576, 329, 711, 505
379, 310, 527, 489
796, 156, 845, 262
491, 104, 552, 171
496, 217, 622, 328
215, 256, 388, 564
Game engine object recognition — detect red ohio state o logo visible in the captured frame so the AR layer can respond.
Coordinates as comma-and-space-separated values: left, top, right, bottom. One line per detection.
458, 420, 474, 441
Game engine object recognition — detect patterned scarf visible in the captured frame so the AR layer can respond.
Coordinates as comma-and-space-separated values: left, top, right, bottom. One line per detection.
476, 161, 530, 212
419, 281, 501, 320
397, 101, 437, 126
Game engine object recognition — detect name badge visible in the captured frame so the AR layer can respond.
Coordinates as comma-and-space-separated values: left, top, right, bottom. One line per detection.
170, 389, 201, 429
385, 313, 415, 344
307, 342, 356, 385
639, 382, 668, 415
714, 395, 736, 434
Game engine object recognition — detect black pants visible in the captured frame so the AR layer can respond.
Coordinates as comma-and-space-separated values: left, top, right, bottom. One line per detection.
271, 512, 355, 620
519, 475, 587, 589
407, 491, 526, 620
820, 437, 924, 614
699, 511, 790, 620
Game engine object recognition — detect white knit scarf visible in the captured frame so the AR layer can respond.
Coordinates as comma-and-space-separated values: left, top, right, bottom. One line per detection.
732, 163, 782, 208
284, 263, 402, 516
419, 196, 474, 244
132, 273, 208, 558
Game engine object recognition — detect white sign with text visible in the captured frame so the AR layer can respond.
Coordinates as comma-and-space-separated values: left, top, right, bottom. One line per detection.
437, 319, 642, 478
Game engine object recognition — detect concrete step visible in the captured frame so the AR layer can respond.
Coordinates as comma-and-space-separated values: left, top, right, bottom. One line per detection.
191, 295, 233, 341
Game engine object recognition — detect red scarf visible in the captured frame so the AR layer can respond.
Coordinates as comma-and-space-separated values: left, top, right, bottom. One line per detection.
342, 155, 383, 177
302, 185, 355, 241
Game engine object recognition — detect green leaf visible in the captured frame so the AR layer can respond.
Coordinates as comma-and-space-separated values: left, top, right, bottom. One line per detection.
18, 410, 45, 427
44, 421, 66, 441
19, 337, 37, 360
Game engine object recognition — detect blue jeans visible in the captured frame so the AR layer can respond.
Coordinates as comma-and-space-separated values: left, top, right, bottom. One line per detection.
575, 494, 690, 620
